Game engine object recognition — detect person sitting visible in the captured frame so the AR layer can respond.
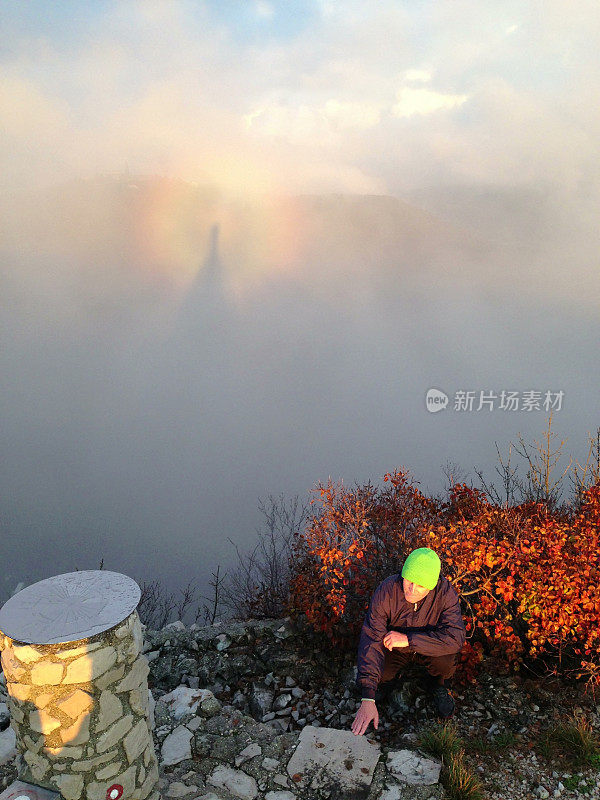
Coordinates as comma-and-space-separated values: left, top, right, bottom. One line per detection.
351, 546, 466, 735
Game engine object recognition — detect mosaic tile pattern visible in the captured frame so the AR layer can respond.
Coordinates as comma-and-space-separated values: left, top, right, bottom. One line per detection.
0, 610, 160, 800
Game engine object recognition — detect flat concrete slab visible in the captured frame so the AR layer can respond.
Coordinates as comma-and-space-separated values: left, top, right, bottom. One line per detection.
286, 725, 381, 797
0, 780, 60, 799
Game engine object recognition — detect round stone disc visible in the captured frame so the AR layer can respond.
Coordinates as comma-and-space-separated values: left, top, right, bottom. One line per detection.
0, 570, 141, 645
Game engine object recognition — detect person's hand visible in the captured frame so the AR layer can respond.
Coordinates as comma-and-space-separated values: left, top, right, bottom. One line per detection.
383, 631, 409, 650
351, 700, 379, 735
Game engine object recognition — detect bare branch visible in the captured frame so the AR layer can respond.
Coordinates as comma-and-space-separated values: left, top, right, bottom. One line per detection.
197, 565, 227, 625
220, 493, 311, 621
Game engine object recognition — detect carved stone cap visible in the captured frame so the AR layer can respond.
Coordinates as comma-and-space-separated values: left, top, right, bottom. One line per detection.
0, 570, 141, 645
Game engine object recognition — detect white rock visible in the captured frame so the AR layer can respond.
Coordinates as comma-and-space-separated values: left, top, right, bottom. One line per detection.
160, 685, 215, 720
379, 787, 404, 800
235, 743, 262, 767
387, 749, 442, 785
161, 726, 193, 766
215, 633, 231, 651
164, 621, 186, 631
273, 693, 292, 711
208, 765, 258, 800
146, 650, 161, 662
0, 727, 16, 765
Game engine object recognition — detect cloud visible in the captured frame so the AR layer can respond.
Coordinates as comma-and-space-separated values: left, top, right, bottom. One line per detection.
255, 1, 274, 19
0, 75, 68, 138
244, 98, 381, 142
392, 86, 470, 118
403, 69, 433, 84
0, 0, 599, 199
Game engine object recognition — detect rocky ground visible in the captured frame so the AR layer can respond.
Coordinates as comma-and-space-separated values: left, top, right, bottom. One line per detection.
0, 614, 599, 800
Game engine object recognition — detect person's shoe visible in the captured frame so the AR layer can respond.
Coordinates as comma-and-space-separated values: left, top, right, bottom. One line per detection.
374, 678, 402, 706
432, 684, 455, 719
420, 672, 437, 693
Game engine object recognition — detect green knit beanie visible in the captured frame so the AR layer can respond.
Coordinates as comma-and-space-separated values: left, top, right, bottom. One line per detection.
401, 547, 441, 590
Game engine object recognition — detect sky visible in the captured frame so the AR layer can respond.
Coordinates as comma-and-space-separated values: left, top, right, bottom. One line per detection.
1, 1, 599, 624
2, 0, 599, 197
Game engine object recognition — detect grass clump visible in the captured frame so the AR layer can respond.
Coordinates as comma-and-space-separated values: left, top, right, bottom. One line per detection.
418, 721, 463, 760
445, 750, 485, 800
539, 711, 600, 770
467, 729, 517, 754
418, 722, 484, 800
563, 773, 595, 793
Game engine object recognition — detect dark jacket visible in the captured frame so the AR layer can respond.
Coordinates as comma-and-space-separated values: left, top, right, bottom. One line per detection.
356, 572, 466, 699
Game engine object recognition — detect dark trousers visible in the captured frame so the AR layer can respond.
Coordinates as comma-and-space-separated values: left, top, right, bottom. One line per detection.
379, 648, 459, 688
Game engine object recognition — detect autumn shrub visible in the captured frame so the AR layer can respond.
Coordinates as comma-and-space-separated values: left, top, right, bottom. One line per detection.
286, 467, 600, 690
286, 468, 438, 646
430, 480, 600, 687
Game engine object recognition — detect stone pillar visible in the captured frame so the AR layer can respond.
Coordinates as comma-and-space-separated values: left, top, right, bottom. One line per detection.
0, 571, 161, 800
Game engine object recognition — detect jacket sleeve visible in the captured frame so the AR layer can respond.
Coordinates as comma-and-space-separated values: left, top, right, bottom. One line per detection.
355, 581, 390, 700
405, 586, 466, 657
